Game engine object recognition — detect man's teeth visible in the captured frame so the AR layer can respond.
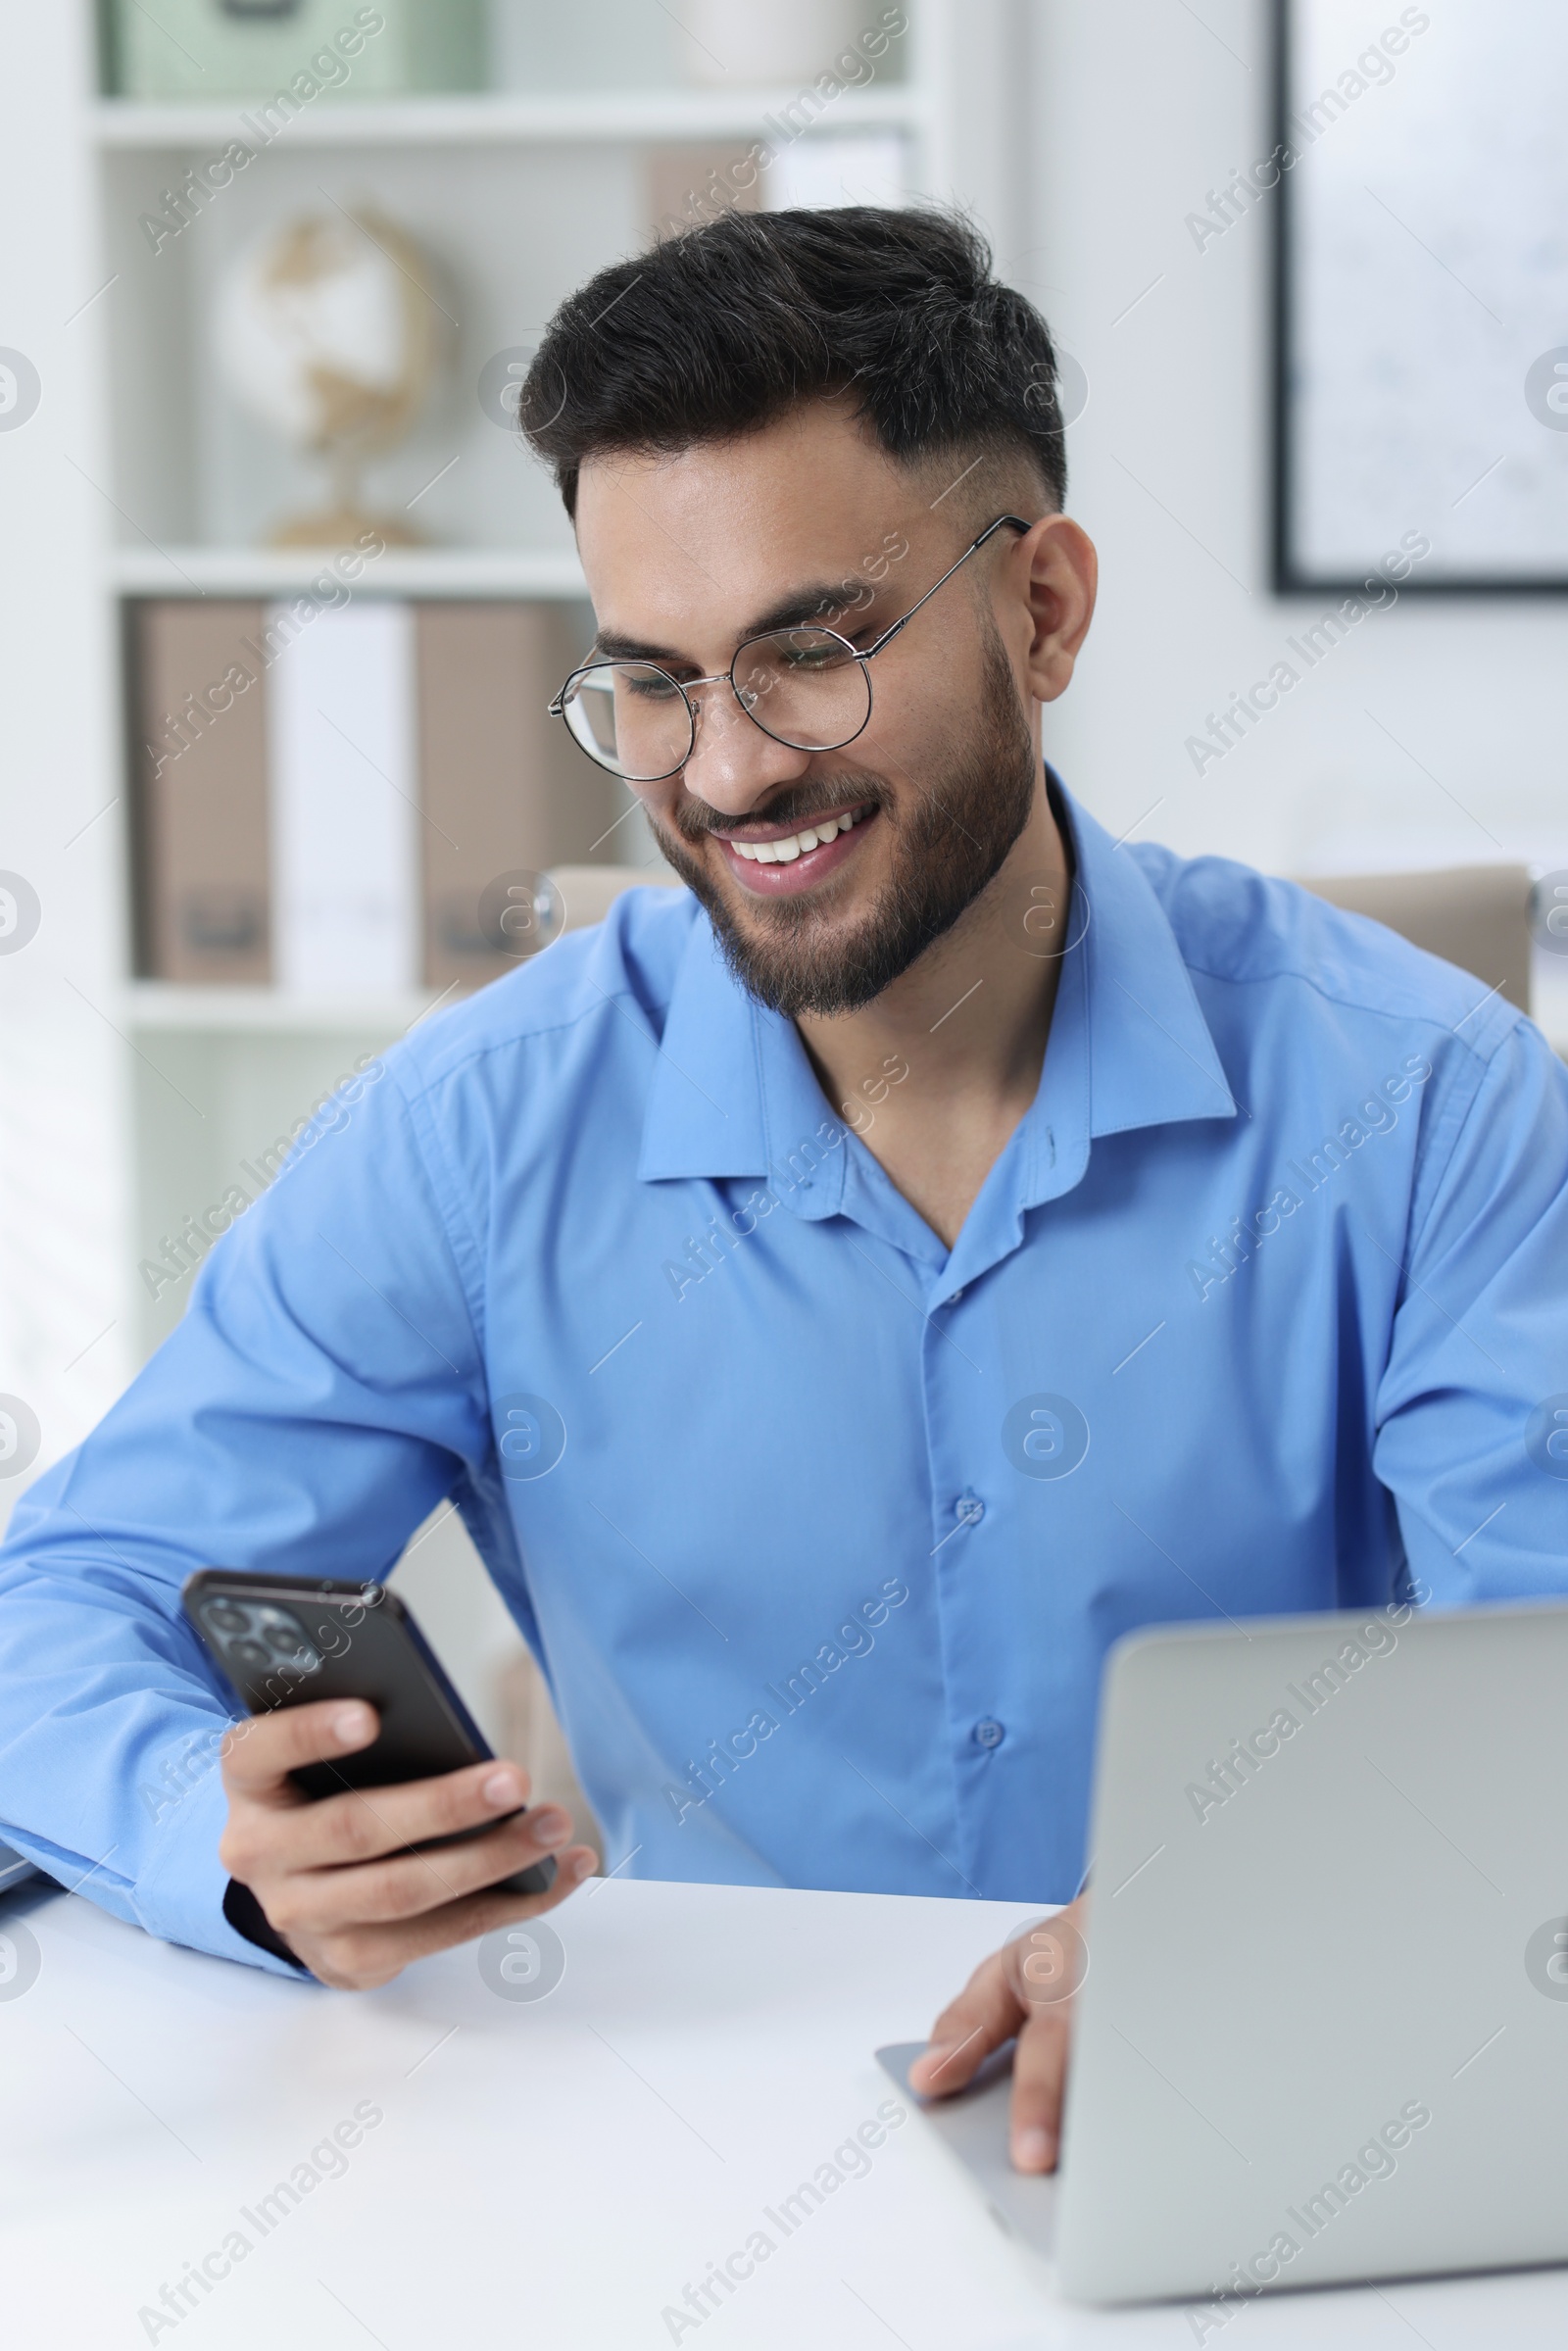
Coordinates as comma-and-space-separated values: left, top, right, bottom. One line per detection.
729, 809, 867, 864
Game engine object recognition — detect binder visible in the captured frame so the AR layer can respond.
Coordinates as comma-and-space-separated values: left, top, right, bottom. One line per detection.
415, 603, 611, 989
266, 598, 420, 995
132, 601, 272, 984
131, 598, 618, 997
645, 146, 763, 242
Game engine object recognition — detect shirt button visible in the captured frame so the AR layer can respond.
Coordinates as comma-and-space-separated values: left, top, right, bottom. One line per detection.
974, 1718, 1005, 1749
956, 1492, 984, 1525
948, 1287, 964, 1303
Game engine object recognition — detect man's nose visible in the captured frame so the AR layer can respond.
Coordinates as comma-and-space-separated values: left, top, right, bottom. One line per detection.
682, 682, 812, 814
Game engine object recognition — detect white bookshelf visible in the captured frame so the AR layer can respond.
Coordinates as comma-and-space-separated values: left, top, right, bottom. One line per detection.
124, 981, 454, 1032
0, 0, 1024, 1508
92, 85, 934, 148
107, 547, 587, 596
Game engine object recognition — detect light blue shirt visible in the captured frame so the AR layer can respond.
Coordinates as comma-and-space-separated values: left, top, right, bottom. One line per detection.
3, 780, 1566, 1974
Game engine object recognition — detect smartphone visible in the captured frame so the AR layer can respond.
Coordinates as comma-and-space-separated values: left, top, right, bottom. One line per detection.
181, 1568, 556, 1897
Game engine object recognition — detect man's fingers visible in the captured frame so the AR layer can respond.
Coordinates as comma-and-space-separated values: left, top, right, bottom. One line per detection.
1001, 1911, 1090, 2011
302, 1847, 599, 1990
243, 1757, 544, 1871
913, 1901, 1090, 2138
259, 1809, 576, 1937
215, 1700, 601, 1991
908, 1950, 1024, 2097
220, 1699, 378, 1799
1007, 2005, 1072, 2172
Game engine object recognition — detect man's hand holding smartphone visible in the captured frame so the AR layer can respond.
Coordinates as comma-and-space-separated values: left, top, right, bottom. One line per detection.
218, 1699, 597, 1989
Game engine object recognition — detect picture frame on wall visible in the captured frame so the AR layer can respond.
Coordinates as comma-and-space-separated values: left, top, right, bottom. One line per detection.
1272, 0, 1568, 594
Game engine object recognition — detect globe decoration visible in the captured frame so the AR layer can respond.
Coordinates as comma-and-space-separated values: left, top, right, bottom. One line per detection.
213, 207, 445, 547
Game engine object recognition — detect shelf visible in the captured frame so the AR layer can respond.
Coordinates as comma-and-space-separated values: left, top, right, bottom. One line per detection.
91, 85, 928, 150
108, 547, 588, 600
124, 983, 462, 1033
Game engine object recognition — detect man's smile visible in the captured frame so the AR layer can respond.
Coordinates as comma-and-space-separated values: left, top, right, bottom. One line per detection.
710, 800, 879, 896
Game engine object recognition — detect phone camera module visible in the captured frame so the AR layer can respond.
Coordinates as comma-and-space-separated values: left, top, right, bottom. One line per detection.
203, 1598, 251, 1637
255, 1608, 320, 1675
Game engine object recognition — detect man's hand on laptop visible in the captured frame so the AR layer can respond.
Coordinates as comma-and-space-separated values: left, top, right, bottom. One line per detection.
218, 1699, 597, 1988
908, 1896, 1090, 2173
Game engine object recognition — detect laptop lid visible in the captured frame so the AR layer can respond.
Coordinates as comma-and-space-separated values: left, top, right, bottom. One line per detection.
1054, 1599, 1568, 2303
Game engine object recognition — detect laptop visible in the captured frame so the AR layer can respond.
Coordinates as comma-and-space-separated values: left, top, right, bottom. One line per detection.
879, 1599, 1568, 2305
0, 1838, 36, 1895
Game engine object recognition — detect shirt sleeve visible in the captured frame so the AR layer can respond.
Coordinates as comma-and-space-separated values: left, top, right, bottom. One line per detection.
1374, 1014, 1568, 1606
0, 1057, 492, 1972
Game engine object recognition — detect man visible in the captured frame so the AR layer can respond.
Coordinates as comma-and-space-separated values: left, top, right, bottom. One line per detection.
2, 209, 1566, 2179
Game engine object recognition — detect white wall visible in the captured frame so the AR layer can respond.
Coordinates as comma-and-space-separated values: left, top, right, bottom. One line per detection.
1017, 0, 1568, 884
0, 0, 138, 1536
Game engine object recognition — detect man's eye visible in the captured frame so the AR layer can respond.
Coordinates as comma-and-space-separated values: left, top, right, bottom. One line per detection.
622, 673, 683, 701
781, 641, 852, 672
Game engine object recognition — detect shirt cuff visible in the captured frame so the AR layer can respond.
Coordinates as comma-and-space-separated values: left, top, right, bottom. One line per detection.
223, 1876, 310, 1971
131, 1752, 314, 1980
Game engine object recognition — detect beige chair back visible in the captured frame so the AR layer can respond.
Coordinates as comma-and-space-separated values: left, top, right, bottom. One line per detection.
549, 862, 681, 933
1296, 865, 1532, 1014
550, 857, 1537, 1010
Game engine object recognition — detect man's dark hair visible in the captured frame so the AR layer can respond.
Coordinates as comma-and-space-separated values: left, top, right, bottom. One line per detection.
519, 206, 1066, 518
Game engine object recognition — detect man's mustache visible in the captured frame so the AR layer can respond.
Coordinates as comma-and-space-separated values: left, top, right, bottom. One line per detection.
670, 774, 889, 844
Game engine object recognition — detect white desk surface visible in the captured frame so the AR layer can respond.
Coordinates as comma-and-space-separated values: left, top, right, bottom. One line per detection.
3, 1875, 1566, 2349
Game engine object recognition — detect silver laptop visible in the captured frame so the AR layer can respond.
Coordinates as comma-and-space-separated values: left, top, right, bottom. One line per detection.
0, 1838, 36, 1895
880, 1600, 1568, 2304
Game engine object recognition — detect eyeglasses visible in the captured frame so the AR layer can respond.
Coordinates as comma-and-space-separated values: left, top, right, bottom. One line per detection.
548, 514, 1032, 784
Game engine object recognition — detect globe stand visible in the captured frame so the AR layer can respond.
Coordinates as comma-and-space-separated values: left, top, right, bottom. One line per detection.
266, 445, 422, 550
267, 505, 422, 550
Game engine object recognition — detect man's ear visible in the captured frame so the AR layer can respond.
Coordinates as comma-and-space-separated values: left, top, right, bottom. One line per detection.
1008, 514, 1098, 706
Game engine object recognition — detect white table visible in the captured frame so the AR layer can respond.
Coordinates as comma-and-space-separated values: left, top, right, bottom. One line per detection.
3, 1876, 1565, 2348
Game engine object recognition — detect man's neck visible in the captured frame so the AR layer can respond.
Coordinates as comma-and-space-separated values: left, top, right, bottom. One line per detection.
794, 777, 1072, 1249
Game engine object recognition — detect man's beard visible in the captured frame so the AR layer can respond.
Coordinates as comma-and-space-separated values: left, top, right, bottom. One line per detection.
646, 630, 1039, 1018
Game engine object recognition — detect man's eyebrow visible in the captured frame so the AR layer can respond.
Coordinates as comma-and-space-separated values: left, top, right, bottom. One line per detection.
591, 581, 880, 669
591, 627, 686, 664
741, 580, 878, 637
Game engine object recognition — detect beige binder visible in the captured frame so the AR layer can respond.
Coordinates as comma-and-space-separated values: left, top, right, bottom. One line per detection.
133, 602, 271, 984
645, 146, 763, 242
415, 603, 614, 991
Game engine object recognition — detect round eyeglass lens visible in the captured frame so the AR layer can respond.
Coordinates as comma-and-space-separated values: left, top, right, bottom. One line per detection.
732, 626, 870, 753
561, 661, 693, 782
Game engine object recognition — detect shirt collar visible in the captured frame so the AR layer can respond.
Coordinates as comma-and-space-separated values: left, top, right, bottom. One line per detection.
636, 912, 848, 1205
1023, 770, 1237, 1206
636, 774, 1236, 1203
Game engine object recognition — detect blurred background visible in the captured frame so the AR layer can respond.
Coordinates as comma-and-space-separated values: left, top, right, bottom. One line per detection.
1, 0, 1565, 1830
